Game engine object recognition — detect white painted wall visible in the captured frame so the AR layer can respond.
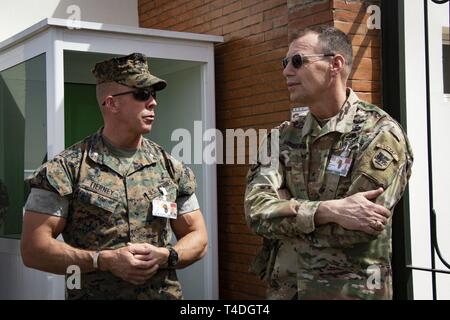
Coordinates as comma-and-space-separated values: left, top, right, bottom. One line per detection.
0, 238, 65, 300
404, 0, 450, 300
0, 0, 138, 43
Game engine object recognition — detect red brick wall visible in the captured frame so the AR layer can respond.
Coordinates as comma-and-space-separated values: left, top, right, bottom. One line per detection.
139, 0, 381, 299
332, 0, 381, 106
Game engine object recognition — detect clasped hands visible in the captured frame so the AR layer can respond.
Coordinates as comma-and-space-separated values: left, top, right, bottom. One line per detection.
98, 242, 168, 285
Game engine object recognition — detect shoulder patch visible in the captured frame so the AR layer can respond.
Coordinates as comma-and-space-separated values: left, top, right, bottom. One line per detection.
355, 129, 407, 188
372, 148, 394, 170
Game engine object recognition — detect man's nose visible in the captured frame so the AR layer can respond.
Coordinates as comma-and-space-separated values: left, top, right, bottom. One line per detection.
282, 63, 294, 78
146, 98, 156, 109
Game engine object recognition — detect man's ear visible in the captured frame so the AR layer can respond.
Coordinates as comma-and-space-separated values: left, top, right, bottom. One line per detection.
330, 54, 346, 75
103, 97, 120, 113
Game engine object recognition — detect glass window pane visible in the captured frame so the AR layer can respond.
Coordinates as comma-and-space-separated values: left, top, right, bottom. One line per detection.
0, 54, 46, 238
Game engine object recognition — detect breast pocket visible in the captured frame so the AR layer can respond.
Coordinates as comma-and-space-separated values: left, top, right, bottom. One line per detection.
74, 187, 119, 223
69, 187, 124, 248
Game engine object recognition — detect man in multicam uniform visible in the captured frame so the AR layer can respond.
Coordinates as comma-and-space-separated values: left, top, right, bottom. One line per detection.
21, 53, 208, 300
244, 26, 413, 300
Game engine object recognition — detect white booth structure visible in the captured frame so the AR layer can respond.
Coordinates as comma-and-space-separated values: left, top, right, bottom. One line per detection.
0, 18, 222, 299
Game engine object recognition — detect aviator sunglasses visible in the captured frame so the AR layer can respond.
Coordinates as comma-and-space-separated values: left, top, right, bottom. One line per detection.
282, 53, 335, 69
102, 88, 156, 106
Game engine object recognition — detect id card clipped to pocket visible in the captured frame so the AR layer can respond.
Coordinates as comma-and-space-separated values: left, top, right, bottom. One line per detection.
152, 187, 177, 219
327, 155, 353, 177
152, 199, 177, 219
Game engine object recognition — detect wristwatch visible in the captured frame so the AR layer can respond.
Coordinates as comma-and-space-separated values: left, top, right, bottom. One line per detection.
166, 245, 179, 268
92, 251, 100, 270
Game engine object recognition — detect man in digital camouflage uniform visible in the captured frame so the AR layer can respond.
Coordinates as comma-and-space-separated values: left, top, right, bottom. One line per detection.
245, 26, 413, 300
21, 53, 208, 300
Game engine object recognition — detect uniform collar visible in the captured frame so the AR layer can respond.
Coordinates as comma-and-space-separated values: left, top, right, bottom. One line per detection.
88, 128, 157, 175
301, 88, 360, 140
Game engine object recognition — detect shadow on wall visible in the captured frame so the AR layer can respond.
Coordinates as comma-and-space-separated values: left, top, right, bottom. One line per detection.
346, 2, 379, 85
214, 37, 290, 131
51, 0, 138, 26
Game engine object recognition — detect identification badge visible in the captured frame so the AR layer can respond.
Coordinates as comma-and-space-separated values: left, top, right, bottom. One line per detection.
152, 199, 177, 219
327, 155, 353, 177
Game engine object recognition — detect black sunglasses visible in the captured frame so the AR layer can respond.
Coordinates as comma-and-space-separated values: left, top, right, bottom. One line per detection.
102, 88, 156, 106
282, 53, 335, 69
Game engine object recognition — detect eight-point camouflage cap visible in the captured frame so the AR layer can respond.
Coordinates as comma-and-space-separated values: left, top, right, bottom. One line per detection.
92, 53, 167, 91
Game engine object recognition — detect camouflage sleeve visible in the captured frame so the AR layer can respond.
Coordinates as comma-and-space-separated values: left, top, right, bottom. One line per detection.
310, 123, 413, 248
163, 151, 197, 198
244, 133, 320, 240
26, 156, 74, 197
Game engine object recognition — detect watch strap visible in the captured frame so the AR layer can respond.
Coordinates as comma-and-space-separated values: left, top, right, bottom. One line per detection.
166, 245, 178, 268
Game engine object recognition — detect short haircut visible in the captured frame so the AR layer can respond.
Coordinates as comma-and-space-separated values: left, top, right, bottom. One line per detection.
291, 26, 353, 68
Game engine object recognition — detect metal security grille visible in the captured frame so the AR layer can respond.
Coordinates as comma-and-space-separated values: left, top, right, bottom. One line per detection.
405, 0, 450, 300
382, 0, 450, 300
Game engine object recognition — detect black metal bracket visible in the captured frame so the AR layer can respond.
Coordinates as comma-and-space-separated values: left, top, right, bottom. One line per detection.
406, 265, 450, 275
